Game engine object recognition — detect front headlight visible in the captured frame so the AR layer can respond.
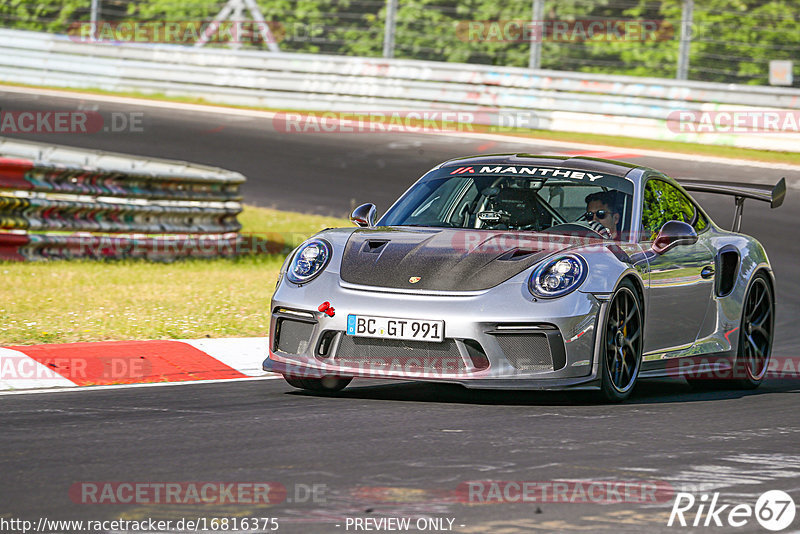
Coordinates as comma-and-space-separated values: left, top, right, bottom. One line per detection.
529, 255, 587, 298
286, 239, 332, 284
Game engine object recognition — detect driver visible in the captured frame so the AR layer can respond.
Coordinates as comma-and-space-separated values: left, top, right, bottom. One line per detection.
584, 191, 622, 239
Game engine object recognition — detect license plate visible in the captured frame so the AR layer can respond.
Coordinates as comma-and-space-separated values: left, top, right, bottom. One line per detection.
346, 314, 445, 342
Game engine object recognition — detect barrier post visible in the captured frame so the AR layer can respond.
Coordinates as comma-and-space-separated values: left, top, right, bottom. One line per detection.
677, 0, 694, 80
383, 0, 398, 59
528, 0, 544, 70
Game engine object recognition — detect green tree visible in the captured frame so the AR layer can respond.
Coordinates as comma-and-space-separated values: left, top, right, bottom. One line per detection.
2, 0, 798, 84
581, 0, 800, 84
0, 0, 87, 32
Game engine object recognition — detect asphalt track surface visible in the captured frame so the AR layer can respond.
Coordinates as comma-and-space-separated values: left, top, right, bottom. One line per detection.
1, 89, 799, 533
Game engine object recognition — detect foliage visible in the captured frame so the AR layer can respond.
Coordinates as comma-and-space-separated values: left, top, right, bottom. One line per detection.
0, 0, 88, 32
582, 0, 800, 83
642, 179, 706, 240
1, 0, 798, 84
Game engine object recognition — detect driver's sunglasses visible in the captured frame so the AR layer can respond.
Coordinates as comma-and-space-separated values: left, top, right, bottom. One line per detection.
585, 209, 612, 220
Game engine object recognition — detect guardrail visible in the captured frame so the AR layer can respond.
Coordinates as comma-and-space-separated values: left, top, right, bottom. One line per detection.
0, 28, 799, 151
0, 137, 246, 261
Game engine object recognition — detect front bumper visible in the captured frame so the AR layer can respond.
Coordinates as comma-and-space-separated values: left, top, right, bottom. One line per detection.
263, 272, 604, 390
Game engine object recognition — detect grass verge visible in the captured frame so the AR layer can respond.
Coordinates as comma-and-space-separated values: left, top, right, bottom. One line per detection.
0, 205, 349, 345
2, 82, 799, 166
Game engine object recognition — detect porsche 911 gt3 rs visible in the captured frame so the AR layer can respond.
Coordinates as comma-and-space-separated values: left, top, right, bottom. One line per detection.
263, 154, 785, 401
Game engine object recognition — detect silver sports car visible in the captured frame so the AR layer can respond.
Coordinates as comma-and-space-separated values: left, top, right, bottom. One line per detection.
263, 154, 785, 401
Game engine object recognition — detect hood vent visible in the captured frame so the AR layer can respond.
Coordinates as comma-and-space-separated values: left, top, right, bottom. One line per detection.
497, 248, 540, 261
361, 240, 389, 254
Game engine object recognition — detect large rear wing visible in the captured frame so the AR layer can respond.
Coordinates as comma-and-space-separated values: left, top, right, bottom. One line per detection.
678, 177, 786, 232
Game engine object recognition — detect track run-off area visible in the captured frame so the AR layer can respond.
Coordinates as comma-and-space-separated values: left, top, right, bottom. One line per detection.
1, 87, 799, 533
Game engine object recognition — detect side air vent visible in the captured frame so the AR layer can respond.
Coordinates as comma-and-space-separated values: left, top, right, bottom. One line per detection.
717, 248, 739, 297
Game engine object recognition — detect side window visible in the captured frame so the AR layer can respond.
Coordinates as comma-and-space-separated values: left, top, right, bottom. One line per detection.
692, 203, 708, 233
641, 179, 706, 241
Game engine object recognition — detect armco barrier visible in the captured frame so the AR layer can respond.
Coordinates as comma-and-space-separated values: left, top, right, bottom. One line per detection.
1, 28, 799, 151
0, 137, 246, 261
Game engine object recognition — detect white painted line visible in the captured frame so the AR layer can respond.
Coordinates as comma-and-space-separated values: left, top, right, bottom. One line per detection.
180, 337, 270, 377
4, 84, 799, 172
0, 373, 283, 396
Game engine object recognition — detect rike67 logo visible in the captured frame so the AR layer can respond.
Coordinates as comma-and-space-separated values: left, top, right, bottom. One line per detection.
668, 490, 796, 531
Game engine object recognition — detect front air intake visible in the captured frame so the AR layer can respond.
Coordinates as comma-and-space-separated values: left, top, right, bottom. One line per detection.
494, 333, 555, 371
334, 336, 466, 374
274, 318, 315, 354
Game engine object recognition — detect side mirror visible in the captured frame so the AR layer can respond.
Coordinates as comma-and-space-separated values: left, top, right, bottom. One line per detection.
652, 220, 698, 255
350, 203, 377, 228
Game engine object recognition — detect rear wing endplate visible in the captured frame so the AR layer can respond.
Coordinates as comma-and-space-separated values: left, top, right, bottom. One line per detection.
678, 177, 786, 233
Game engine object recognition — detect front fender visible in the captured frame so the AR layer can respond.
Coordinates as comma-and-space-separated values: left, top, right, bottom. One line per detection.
576, 243, 649, 296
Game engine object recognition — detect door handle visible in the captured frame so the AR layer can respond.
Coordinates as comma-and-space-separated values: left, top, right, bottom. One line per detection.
701, 265, 715, 279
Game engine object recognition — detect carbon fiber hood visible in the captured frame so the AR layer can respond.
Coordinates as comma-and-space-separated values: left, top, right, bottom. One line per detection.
339, 228, 590, 291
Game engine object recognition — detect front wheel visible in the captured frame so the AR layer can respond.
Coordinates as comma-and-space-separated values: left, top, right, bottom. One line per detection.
598, 280, 643, 402
284, 375, 352, 392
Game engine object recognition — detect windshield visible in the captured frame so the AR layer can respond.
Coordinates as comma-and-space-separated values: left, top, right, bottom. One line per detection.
379, 165, 634, 237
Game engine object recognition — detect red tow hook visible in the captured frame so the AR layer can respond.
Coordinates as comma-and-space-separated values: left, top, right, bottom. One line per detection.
318, 301, 335, 317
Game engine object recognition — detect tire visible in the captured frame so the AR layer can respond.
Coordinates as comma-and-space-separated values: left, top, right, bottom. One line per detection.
731, 273, 774, 389
598, 280, 644, 402
283, 375, 352, 392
